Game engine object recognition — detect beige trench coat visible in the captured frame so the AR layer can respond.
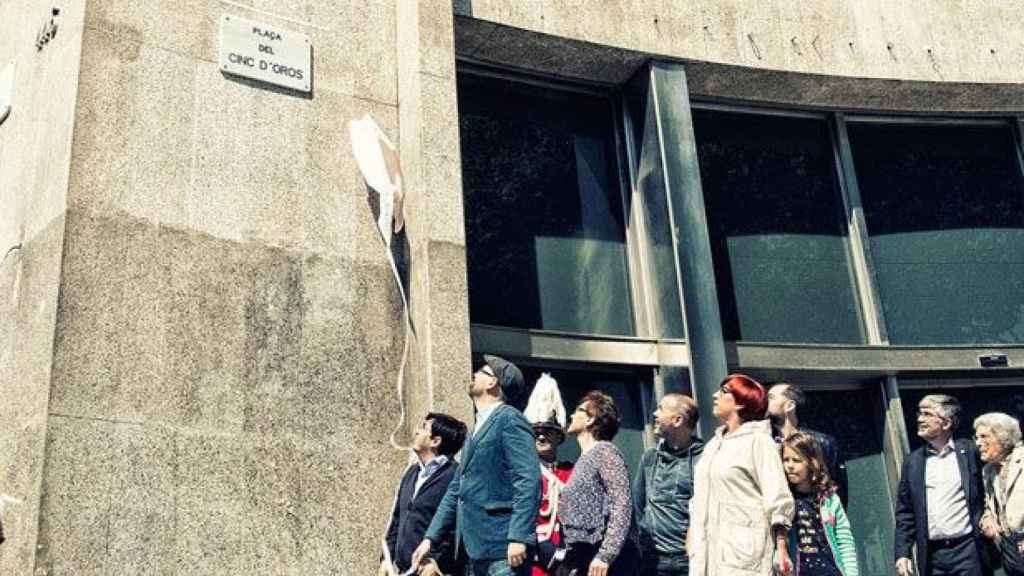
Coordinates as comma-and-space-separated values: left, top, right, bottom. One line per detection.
688, 419, 794, 576
985, 443, 1024, 533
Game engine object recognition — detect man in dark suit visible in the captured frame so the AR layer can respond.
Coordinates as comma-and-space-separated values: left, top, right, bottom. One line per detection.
383, 412, 467, 576
413, 355, 542, 576
895, 394, 994, 576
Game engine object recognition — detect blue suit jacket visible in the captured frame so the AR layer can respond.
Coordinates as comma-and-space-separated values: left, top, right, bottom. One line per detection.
425, 404, 542, 560
894, 438, 995, 576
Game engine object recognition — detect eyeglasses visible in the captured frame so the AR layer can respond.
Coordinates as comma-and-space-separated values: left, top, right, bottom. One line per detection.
718, 384, 733, 395
917, 409, 946, 421
476, 366, 495, 378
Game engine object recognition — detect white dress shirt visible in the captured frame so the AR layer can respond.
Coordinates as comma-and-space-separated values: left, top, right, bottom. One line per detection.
474, 402, 503, 435
925, 439, 972, 539
413, 455, 449, 498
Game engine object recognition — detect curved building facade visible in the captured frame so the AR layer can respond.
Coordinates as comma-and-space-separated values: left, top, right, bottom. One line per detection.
1, 1, 1022, 574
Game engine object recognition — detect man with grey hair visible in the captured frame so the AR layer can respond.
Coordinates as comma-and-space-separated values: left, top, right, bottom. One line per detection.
895, 394, 994, 576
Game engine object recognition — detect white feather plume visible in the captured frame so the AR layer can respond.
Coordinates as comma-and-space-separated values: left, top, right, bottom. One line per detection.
524, 373, 566, 428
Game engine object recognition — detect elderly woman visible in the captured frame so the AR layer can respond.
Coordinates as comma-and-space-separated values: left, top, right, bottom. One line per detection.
689, 373, 795, 576
974, 412, 1024, 575
557, 390, 636, 576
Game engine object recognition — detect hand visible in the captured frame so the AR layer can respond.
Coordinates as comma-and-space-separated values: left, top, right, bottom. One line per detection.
410, 540, 431, 569
773, 547, 792, 575
896, 557, 915, 576
981, 512, 1001, 540
418, 560, 441, 576
507, 542, 527, 568
588, 558, 609, 576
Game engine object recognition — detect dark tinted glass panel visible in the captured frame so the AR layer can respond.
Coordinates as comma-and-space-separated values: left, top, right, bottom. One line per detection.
848, 122, 1024, 345
459, 74, 634, 335
799, 388, 895, 576
519, 366, 647, 474
693, 110, 864, 343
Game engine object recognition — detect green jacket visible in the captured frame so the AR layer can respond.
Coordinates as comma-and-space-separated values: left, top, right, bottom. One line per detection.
785, 492, 859, 576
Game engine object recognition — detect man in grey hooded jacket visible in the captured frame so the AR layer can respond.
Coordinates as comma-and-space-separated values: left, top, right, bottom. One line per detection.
632, 393, 704, 576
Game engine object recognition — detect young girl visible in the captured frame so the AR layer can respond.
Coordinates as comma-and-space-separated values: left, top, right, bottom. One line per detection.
780, 433, 859, 576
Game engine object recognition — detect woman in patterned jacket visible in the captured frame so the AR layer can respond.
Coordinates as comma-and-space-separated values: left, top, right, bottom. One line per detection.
557, 390, 637, 576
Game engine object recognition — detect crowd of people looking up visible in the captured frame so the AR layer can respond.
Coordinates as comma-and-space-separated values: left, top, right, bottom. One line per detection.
380, 355, 1024, 576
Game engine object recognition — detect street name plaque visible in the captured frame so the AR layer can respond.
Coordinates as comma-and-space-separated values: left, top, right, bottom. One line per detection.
219, 14, 311, 93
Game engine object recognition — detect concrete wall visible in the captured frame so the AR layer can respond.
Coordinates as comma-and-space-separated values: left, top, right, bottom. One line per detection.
454, 2, 1024, 113
0, 0, 85, 573
6, 0, 1023, 574
22, 0, 452, 573
457, 0, 1024, 84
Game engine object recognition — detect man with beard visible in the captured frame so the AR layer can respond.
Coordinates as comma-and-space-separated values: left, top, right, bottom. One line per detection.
632, 393, 703, 576
767, 382, 848, 505
412, 355, 541, 576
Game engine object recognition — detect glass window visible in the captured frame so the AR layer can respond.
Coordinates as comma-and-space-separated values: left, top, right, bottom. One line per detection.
692, 109, 865, 343
799, 388, 895, 576
458, 74, 634, 335
848, 121, 1024, 345
518, 365, 648, 473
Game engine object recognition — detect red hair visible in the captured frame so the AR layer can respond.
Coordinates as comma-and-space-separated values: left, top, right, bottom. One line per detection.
723, 373, 767, 422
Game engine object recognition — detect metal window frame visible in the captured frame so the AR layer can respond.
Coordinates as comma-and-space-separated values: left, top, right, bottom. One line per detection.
458, 63, 679, 451
457, 62, 1024, 454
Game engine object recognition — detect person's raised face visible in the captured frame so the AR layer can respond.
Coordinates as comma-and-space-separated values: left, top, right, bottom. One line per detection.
712, 382, 740, 421
975, 425, 1006, 464
782, 445, 812, 492
469, 364, 497, 398
412, 418, 439, 455
653, 396, 683, 438
567, 401, 593, 436
766, 385, 792, 418
917, 404, 951, 443
534, 432, 557, 462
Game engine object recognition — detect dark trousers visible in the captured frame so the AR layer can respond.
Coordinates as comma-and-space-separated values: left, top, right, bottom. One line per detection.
639, 550, 687, 576
556, 541, 639, 576
927, 535, 984, 576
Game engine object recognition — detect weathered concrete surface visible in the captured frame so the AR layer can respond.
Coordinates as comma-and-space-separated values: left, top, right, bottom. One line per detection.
0, 0, 445, 573
456, 0, 1024, 85
30, 0, 414, 570
398, 0, 474, 429
0, 0, 85, 573
454, 1, 1024, 112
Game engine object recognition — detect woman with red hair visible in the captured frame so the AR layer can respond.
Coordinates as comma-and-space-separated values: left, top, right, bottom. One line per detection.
688, 374, 795, 576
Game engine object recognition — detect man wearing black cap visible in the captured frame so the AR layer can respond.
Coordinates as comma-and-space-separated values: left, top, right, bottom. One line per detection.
413, 355, 542, 576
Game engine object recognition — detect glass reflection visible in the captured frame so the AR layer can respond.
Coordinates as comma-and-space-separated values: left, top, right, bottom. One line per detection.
458, 74, 634, 335
849, 122, 1024, 345
693, 109, 864, 343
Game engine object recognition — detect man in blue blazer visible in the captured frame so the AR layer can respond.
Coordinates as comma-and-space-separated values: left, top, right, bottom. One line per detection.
895, 394, 995, 576
412, 355, 541, 576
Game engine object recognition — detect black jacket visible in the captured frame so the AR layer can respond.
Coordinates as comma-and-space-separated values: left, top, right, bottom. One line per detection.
632, 437, 704, 562
894, 438, 995, 576
385, 459, 460, 574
